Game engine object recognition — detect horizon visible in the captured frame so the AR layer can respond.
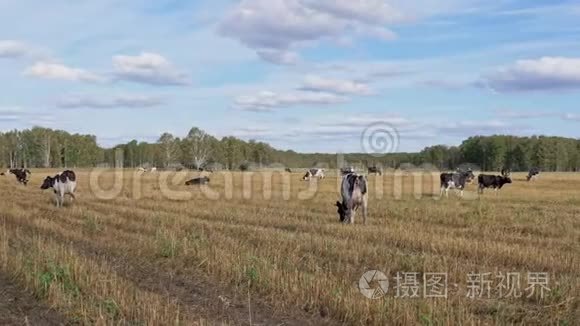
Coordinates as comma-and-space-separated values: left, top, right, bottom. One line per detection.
5, 125, 579, 156
1, 1, 579, 153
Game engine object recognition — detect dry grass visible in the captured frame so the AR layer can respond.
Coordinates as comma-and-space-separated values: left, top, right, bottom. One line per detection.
0, 169, 578, 325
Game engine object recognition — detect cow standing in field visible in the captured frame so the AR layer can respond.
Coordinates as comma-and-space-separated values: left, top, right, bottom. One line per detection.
149, 167, 158, 173
336, 173, 368, 224
340, 167, 354, 175
40, 170, 77, 207
478, 174, 512, 195
9, 169, 31, 185
439, 170, 475, 198
527, 168, 540, 181
137, 167, 146, 173
367, 166, 382, 176
285, 168, 292, 173
185, 176, 210, 185
303, 168, 325, 181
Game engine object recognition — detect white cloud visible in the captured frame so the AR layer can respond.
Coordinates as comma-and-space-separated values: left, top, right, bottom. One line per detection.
218, 0, 400, 64
256, 49, 299, 65
23, 62, 105, 82
481, 57, 580, 92
0, 107, 23, 121
112, 52, 189, 86
57, 94, 165, 109
300, 0, 407, 24
234, 90, 348, 111
563, 113, 580, 121
300, 75, 372, 95
0, 40, 41, 59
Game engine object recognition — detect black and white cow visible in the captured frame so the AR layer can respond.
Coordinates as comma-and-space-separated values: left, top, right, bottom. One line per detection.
439, 170, 475, 198
527, 168, 540, 181
367, 166, 382, 176
303, 168, 325, 181
185, 176, 210, 185
40, 170, 77, 207
340, 167, 355, 175
335, 173, 368, 224
477, 174, 512, 195
501, 167, 511, 178
9, 169, 31, 185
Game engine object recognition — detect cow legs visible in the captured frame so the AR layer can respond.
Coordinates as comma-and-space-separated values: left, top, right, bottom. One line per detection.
362, 199, 368, 225
55, 194, 63, 207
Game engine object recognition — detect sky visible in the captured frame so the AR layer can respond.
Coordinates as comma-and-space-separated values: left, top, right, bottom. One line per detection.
0, 0, 579, 153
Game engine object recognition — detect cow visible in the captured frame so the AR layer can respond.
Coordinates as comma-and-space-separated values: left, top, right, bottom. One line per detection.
335, 173, 368, 224
501, 167, 511, 178
285, 168, 292, 173
185, 176, 210, 185
527, 168, 540, 181
477, 174, 512, 195
40, 170, 77, 207
340, 167, 354, 175
303, 168, 325, 181
9, 169, 31, 185
367, 166, 382, 176
137, 167, 146, 173
440, 170, 475, 198
149, 167, 158, 173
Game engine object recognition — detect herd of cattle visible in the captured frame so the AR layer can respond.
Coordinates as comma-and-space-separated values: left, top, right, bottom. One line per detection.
2, 166, 542, 223
1, 168, 77, 207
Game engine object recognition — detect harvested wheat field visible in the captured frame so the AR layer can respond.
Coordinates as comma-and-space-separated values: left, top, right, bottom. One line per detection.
0, 170, 578, 325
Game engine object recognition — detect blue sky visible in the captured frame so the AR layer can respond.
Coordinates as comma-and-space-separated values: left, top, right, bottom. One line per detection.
1, 0, 579, 153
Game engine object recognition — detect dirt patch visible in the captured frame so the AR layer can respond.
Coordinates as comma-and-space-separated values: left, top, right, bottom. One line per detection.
0, 271, 67, 326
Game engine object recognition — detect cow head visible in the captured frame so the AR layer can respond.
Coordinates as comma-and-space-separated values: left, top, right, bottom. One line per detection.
500, 176, 512, 187
302, 171, 311, 181
40, 176, 55, 190
464, 170, 475, 183
335, 201, 347, 223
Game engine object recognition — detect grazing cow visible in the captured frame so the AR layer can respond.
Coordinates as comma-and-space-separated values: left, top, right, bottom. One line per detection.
478, 174, 512, 195
40, 170, 77, 207
9, 169, 31, 185
303, 168, 325, 181
340, 167, 355, 175
501, 167, 511, 178
440, 170, 475, 198
149, 167, 158, 173
527, 168, 540, 181
335, 173, 368, 224
185, 176, 210, 185
137, 167, 146, 173
285, 168, 292, 173
367, 166, 382, 176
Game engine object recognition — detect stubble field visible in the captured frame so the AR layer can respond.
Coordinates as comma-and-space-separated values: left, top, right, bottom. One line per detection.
0, 169, 578, 325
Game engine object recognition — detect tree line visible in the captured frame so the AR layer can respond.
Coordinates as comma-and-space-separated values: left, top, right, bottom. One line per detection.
1, 127, 579, 172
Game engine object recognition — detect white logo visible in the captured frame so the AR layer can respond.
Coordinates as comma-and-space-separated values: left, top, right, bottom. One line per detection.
359, 270, 389, 299
361, 122, 400, 157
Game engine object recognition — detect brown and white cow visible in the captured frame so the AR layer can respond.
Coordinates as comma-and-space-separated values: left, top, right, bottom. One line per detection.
9, 169, 31, 185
